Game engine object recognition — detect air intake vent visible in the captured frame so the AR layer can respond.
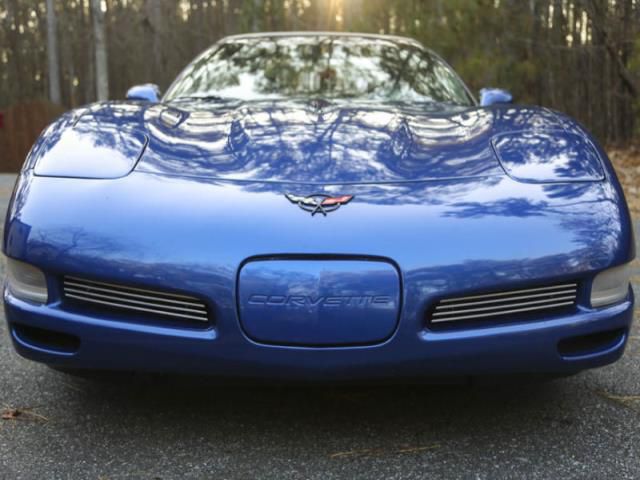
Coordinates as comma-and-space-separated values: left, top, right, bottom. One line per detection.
63, 276, 209, 323
430, 283, 578, 325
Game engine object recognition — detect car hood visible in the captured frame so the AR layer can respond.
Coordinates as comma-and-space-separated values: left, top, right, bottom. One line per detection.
130, 99, 570, 183
6, 169, 634, 309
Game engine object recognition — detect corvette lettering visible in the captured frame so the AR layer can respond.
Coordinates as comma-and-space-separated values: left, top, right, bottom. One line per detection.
285, 194, 354, 216
248, 295, 393, 307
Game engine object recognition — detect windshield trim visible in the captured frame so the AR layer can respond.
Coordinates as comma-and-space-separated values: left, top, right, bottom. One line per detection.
217, 31, 425, 48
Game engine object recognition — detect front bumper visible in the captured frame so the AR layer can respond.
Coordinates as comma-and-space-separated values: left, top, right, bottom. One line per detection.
4, 287, 634, 381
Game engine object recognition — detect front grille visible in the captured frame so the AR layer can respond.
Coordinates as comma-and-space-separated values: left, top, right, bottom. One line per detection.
430, 283, 578, 325
63, 276, 209, 323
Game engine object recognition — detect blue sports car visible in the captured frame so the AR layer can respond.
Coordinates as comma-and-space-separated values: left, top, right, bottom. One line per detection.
3, 32, 635, 381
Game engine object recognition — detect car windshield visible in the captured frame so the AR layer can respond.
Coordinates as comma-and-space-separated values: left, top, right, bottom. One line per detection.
164, 35, 474, 105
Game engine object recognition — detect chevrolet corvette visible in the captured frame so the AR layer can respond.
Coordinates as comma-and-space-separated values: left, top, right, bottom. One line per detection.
3, 32, 635, 381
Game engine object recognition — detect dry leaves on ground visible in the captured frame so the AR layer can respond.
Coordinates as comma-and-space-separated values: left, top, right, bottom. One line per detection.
1, 406, 48, 422
609, 145, 640, 216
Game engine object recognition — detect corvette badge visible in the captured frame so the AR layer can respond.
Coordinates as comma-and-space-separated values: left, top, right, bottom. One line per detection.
285, 194, 354, 216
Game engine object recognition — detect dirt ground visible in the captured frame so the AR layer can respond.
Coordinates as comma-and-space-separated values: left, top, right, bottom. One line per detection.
609, 145, 640, 216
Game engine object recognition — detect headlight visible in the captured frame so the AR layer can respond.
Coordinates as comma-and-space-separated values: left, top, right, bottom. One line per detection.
492, 131, 604, 184
590, 263, 632, 308
32, 119, 146, 179
5, 258, 48, 304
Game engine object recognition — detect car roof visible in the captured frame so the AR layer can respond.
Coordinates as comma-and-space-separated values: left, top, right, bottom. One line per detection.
218, 31, 424, 48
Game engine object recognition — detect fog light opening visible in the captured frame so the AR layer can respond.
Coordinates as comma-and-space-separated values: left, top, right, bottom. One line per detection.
558, 328, 626, 358
12, 323, 80, 354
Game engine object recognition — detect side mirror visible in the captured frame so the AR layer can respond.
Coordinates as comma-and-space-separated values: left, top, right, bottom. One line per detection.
480, 88, 513, 107
126, 84, 161, 102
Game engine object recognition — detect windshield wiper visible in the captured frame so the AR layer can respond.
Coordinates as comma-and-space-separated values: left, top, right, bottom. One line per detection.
170, 94, 230, 103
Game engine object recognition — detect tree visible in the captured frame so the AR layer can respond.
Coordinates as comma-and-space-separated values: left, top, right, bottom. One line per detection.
45, 0, 61, 104
343, 0, 363, 31
91, 0, 109, 101
0, 0, 638, 144
145, 0, 164, 81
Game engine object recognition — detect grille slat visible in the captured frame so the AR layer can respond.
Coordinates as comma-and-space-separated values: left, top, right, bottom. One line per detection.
63, 288, 208, 314
438, 283, 578, 303
63, 277, 209, 323
64, 280, 205, 307
431, 283, 577, 325
431, 301, 576, 323
433, 295, 577, 318
434, 288, 577, 309
65, 276, 198, 300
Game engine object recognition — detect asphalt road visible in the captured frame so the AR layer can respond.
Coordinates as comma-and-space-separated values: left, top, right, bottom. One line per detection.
0, 174, 639, 480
